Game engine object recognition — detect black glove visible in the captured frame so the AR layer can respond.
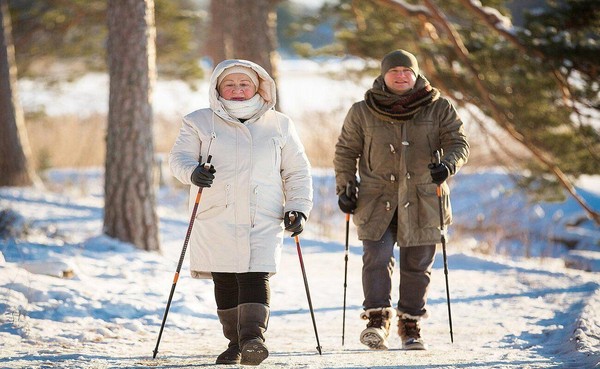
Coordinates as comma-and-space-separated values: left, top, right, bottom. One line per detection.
428, 162, 450, 185
338, 181, 358, 214
284, 211, 306, 237
191, 163, 216, 188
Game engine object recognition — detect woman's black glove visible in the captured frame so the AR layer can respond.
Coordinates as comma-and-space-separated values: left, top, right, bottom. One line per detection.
284, 211, 306, 237
338, 181, 358, 214
191, 163, 216, 188
428, 162, 449, 185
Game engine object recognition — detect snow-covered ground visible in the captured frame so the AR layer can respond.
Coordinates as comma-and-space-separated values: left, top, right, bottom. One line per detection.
1, 167, 599, 369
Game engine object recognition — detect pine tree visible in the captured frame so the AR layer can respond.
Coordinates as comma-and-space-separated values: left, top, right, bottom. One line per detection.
0, 0, 39, 187
104, 0, 160, 251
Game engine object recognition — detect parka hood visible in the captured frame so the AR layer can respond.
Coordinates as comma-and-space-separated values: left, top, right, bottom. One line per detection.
209, 59, 277, 123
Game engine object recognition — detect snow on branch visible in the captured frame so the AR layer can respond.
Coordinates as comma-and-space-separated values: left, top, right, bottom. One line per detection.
465, 0, 514, 34
374, 0, 430, 17
458, 0, 538, 57
389, 0, 429, 15
457, 0, 574, 107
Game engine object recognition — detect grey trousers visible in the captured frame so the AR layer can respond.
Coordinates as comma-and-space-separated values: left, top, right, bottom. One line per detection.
362, 225, 436, 317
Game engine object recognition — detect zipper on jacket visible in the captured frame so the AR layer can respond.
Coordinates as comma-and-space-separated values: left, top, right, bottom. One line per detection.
225, 184, 231, 208
272, 138, 281, 175
251, 186, 258, 228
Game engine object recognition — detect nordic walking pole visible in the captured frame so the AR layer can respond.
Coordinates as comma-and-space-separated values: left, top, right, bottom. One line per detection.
153, 155, 212, 359
342, 210, 350, 346
342, 181, 356, 346
290, 212, 322, 355
434, 150, 454, 343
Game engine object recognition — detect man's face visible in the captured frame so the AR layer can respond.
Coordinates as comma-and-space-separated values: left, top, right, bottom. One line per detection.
383, 67, 417, 94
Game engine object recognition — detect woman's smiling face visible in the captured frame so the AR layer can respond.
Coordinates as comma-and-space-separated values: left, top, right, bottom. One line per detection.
218, 73, 257, 101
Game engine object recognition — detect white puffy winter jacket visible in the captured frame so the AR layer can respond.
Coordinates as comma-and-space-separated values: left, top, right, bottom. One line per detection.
169, 59, 313, 277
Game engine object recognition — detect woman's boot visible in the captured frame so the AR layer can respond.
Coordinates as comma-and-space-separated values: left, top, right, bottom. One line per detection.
238, 303, 269, 365
216, 307, 241, 364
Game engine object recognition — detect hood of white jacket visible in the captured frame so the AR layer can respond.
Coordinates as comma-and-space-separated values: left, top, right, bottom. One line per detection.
209, 59, 277, 123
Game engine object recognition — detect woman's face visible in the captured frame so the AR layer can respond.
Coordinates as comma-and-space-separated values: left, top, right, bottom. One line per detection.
218, 73, 257, 101
384, 67, 416, 94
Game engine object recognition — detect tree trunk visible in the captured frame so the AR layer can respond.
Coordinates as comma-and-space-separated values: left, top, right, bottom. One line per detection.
205, 0, 281, 107
104, 0, 160, 251
0, 0, 38, 187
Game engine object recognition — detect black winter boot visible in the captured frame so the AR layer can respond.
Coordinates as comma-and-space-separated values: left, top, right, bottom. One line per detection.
216, 307, 241, 364
238, 303, 270, 366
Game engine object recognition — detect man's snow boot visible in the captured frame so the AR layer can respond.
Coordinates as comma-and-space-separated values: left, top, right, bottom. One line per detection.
216, 307, 241, 364
398, 313, 427, 350
359, 307, 396, 350
238, 303, 270, 366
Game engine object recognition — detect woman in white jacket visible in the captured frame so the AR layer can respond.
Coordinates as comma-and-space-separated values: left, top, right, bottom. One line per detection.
169, 59, 313, 365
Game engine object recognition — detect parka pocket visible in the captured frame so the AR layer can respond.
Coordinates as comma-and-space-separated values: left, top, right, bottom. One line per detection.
354, 184, 385, 226
415, 183, 452, 228
195, 184, 230, 220
364, 136, 373, 172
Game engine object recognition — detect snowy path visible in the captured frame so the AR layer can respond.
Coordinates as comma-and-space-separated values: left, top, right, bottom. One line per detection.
1, 186, 599, 368
1, 239, 598, 368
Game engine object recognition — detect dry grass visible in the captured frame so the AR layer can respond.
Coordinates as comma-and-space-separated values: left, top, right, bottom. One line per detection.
23, 111, 343, 171
296, 108, 346, 169
25, 113, 181, 170
26, 114, 106, 169
23, 109, 519, 172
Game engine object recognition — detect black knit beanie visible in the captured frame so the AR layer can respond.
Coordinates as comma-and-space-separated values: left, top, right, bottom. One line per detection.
380, 49, 419, 77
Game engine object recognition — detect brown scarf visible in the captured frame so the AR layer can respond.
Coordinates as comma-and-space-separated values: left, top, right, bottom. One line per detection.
365, 75, 440, 121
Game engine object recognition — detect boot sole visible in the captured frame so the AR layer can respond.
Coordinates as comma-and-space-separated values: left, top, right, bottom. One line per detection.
241, 341, 269, 365
360, 331, 389, 350
402, 339, 427, 350
216, 358, 241, 364
216, 345, 241, 364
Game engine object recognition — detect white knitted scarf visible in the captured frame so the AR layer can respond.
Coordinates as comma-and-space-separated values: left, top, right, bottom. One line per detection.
218, 94, 267, 120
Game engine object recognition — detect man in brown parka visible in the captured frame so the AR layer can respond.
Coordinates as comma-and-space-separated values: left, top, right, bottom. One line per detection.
334, 49, 469, 350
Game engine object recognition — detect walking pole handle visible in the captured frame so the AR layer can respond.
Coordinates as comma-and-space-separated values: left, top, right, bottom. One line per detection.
434, 149, 444, 197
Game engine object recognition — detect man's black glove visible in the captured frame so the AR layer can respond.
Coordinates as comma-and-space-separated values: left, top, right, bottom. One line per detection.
284, 211, 306, 237
338, 181, 358, 214
428, 162, 450, 185
191, 163, 216, 188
